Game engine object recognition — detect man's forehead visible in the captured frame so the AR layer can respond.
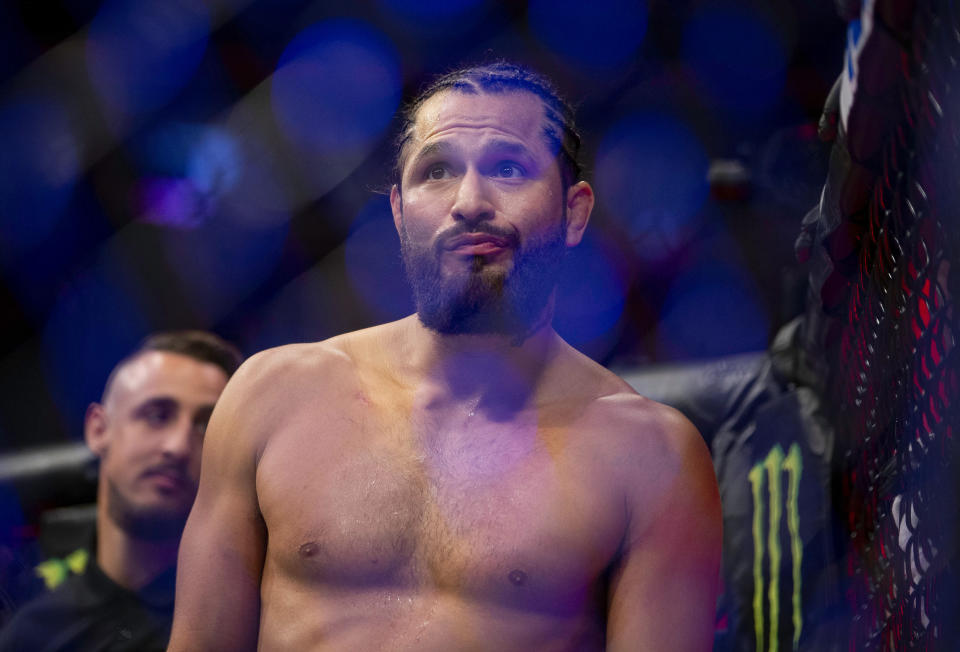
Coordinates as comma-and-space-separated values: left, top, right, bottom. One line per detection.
412, 89, 549, 148
108, 351, 225, 405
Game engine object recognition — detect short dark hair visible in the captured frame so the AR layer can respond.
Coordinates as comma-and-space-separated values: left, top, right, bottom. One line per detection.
101, 330, 243, 403
393, 61, 583, 189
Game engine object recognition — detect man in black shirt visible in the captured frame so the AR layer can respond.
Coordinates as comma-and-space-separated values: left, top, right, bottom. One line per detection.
0, 331, 241, 651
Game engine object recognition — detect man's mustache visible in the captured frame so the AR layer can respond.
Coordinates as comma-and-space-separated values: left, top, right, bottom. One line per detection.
141, 462, 192, 485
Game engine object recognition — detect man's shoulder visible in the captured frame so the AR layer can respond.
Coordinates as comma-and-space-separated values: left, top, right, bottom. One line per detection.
208, 325, 403, 445
551, 343, 693, 444
579, 375, 718, 537
583, 385, 699, 455
233, 321, 403, 388
234, 340, 352, 383
565, 356, 710, 487
220, 338, 364, 409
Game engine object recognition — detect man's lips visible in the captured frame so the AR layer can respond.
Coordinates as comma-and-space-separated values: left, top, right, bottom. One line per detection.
142, 468, 190, 492
442, 233, 512, 255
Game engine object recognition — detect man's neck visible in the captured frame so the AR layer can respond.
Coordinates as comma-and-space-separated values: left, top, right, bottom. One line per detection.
96, 505, 179, 592
400, 314, 560, 416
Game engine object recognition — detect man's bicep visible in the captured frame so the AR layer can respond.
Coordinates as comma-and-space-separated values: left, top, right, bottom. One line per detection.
170, 489, 265, 650
606, 417, 722, 652
168, 383, 267, 652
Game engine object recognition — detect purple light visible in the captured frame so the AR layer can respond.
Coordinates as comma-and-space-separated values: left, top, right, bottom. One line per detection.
136, 178, 205, 229
132, 123, 245, 229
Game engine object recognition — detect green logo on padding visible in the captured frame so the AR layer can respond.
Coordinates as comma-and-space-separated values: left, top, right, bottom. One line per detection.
748, 443, 803, 652
35, 548, 89, 590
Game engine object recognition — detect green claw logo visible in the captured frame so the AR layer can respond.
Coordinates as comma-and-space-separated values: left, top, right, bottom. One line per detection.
748, 443, 803, 652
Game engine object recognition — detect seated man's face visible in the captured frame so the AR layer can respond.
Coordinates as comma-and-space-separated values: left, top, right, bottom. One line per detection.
87, 351, 228, 539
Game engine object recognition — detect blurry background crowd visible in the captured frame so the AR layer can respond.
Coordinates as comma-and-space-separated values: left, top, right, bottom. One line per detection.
0, 0, 845, 452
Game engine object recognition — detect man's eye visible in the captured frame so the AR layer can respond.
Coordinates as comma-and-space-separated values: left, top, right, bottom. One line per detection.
139, 403, 176, 427
494, 163, 524, 178
145, 410, 170, 426
426, 165, 450, 180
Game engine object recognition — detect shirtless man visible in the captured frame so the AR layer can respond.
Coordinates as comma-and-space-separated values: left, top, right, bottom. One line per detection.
168, 62, 721, 651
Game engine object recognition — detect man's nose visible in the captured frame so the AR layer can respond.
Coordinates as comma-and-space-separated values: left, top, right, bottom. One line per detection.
161, 417, 193, 460
451, 168, 494, 224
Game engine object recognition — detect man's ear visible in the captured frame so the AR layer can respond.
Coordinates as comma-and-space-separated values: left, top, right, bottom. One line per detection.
564, 180, 594, 247
84, 403, 110, 458
390, 184, 403, 234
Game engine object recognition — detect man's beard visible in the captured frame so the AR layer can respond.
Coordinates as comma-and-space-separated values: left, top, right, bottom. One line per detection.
106, 477, 193, 541
400, 218, 566, 339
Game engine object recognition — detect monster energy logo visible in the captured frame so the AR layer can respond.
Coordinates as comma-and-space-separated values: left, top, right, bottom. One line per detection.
748, 443, 803, 652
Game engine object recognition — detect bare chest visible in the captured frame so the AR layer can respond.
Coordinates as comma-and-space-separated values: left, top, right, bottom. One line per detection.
256, 410, 624, 609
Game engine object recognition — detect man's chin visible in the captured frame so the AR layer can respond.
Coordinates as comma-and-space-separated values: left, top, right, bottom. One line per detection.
107, 481, 193, 540
403, 227, 564, 339
115, 504, 191, 540
416, 296, 540, 338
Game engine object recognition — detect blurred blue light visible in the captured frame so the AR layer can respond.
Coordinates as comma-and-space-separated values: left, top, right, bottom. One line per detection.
846, 19, 862, 80
344, 197, 413, 321
0, 98, 79, 259
133, 123, 243, 229
594, 112, 709, 259
214, 122, 296, 228
658, 260, 768, 359
42, 255, 152, 429
528, 0, 646, 70
682, 4, 787, 114
85, 0, 210, 120
377, 0, 487, 28
555, 232, 628, 346
271, 19, 401, 152
187, 127, 241, 197
136, 122, 197, 176
160, 212, 288, 324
